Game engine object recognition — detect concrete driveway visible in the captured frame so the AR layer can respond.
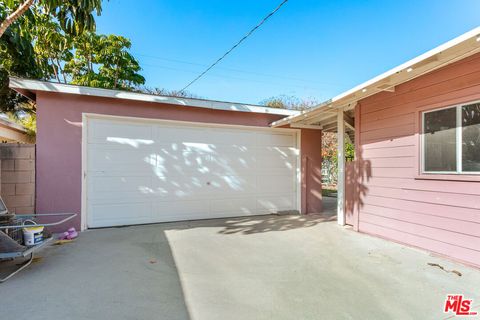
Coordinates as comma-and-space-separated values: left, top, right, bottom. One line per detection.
1, 214, 479, 320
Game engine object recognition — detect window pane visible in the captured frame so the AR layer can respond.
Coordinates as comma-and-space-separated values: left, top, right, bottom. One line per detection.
423, 107, 457, 172
462, 103, 480, 172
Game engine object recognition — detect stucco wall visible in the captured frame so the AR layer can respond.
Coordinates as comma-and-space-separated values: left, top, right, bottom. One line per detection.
36, 92, 322, 230
301, 129, 323, 214
0, 144, 35, 214
354, 52, 480, 267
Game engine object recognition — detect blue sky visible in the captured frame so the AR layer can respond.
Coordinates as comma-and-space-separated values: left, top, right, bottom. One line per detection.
96, 0, 480, 104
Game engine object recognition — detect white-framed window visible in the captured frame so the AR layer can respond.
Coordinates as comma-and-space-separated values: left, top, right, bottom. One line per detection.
421, 101, 480, 174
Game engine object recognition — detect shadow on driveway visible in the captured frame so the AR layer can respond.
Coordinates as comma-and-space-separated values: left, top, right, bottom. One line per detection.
217, 214, 336, 235
1, 214, 479, 320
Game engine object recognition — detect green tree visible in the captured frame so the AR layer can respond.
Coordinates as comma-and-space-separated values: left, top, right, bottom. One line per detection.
0, 0, 103, 116
0, 3, 39, 115
321, 132, 355, 184
92, 34, 145, 90
64, 33, 145, 90
0, 0, 103, 38
32, 8, 73, 83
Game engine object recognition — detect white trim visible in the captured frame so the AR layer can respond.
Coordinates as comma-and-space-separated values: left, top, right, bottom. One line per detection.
420, 101, 480, 175
83, 112, 300, 133
271, 26, 480, 127
337, 109, 346, 226
9, 77, 299, 117
421, 111, 426, 174
456, 105, 463, 173
290, 124, 323, 130
0, 117, 27, 133
296, 131, 302, 213
80, 113, 301, 229
81, 113, 88, 231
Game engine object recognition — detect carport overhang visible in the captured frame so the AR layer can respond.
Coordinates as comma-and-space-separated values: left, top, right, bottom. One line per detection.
270, 26, 480, 227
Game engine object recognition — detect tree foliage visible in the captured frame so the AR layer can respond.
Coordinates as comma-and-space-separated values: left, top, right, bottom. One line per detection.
32, 7, 73, 83
1, 1, 145, 119
0, 3, 39, 114
64, 33, 145, 90
138, 86, 201, 99
321, 132, 355, 184
260, 95, 319, 110
322, 132, 354, 161
0, 0, 103, 38
0, 0, 103, 116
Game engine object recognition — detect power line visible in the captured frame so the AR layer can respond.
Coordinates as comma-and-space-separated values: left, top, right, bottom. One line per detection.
136, 52, 346, 87
179, 0, 289, 92
142, 62, 330, 91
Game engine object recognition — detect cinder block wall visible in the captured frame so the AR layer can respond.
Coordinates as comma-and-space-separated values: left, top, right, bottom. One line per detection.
0, 144, 35, 214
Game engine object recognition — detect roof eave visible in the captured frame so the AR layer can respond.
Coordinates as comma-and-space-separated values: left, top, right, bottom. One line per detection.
272, 26, 480, 127
9, 77, 300, 117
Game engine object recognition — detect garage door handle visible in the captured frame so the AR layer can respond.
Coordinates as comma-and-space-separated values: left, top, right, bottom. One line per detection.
206, 182, 211, 186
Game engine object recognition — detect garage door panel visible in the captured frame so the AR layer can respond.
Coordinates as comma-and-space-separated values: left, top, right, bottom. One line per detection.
256, 132, 296, 147
88, 150, 156, 173
256, 146, 299, 157
152, 199, 210, 222
206, 145, 256, 158
257, 194, 296, 212
207, 159, 255, 175
89, 121, 153, 143
256, 155, 297, 170
88, 202, 152, 227
210, 197, 257, 215
257, 175, 295, 194
208, 175, 257, 195
152, 185, 213, 200
86, 117, 299, 228
89, 175, 153, 193
155, 156, 211, 177
206, 130, 257, 146
88, 192, 152, 205
155, 126, 213, 145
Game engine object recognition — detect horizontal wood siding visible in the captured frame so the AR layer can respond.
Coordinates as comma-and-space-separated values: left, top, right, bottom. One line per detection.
356, 52, 480, 267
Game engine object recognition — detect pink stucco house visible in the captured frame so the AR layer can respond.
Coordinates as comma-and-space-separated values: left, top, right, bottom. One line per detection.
9, 27, 480, 268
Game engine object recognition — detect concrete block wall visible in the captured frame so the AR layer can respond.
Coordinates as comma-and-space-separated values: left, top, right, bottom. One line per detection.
0, 144, 35, 214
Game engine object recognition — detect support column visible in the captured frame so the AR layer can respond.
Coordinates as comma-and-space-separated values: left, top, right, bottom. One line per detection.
300, 129, 323, 214
337, 110, 345, 226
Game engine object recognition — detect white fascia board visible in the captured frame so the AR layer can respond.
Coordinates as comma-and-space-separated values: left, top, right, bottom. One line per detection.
272, 26, 480, 127
9, 77, 299, 117
271, 100, 332, 127
330, 26, 480, 103
0, 117, 27, 133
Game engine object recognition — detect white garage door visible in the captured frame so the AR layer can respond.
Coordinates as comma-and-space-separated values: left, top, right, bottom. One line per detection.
84, 115, 299, 228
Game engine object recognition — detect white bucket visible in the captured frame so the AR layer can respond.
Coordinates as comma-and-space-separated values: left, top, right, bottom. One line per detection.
23, 220, 44, 246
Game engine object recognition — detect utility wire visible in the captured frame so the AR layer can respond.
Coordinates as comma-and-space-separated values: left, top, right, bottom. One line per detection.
179, 0, 289, 92
142, 62, 328, 91
137, 52, 346, 87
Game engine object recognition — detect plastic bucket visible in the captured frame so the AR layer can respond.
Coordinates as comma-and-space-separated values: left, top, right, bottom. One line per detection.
23, 220, 44, 246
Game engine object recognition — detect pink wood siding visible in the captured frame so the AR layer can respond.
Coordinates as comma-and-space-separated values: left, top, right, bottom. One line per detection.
35, 92, 321, 230
354, 52, 480, 267
345, 162, 355, 226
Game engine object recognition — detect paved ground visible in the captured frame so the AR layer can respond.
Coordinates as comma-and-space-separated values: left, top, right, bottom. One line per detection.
1, 213, 479, 320
321, 195, 337, 214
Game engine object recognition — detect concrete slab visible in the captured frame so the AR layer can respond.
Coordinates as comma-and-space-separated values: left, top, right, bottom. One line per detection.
321, 196, 337, 215
1, 214, 478, 320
